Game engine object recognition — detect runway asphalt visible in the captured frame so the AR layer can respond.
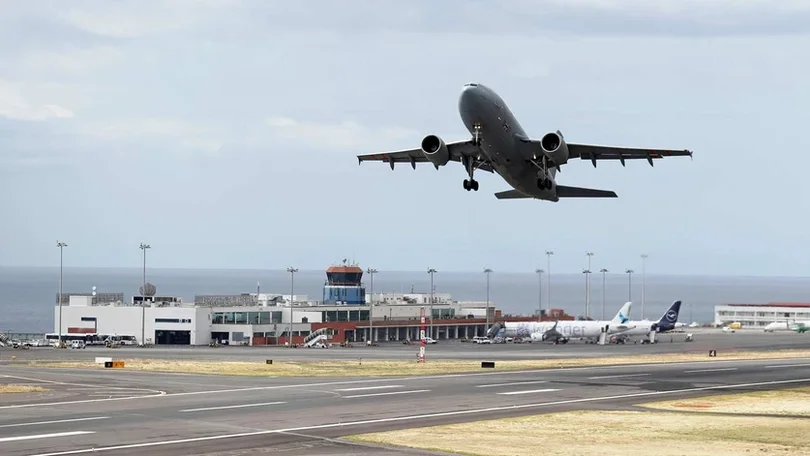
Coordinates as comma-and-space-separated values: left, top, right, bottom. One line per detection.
2, 329, 807, 364
1, 355, 810, 455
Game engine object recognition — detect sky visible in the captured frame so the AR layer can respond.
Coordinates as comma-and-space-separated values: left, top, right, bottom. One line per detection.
2, 0, 810, 276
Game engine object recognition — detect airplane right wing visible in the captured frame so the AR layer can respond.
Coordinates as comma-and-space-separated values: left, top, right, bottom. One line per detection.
357, 140, 494, 172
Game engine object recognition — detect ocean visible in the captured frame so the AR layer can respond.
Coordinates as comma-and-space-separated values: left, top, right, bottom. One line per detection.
2, 266, 809, 334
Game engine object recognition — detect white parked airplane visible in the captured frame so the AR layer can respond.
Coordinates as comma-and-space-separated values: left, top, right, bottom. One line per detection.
764, 320, 810, 333
608, 301, 683, 343
497, 302, 631, 344
357, 83, 693, 202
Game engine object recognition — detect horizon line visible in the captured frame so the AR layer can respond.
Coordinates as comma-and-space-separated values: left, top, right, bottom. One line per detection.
1, 264, 808, 279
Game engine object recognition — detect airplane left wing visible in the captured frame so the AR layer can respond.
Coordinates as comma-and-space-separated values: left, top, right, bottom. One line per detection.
357, 140, 494, 172
567, 143, 693, 168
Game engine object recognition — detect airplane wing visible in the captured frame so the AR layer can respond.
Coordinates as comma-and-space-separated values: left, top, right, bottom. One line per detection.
566, 143, 693, 168
357, 140, 494, 172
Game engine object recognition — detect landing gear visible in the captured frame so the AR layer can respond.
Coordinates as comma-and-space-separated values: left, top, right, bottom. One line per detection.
536, 156, 552, 190
462, 155, 479, 191
472, 123, 482, 147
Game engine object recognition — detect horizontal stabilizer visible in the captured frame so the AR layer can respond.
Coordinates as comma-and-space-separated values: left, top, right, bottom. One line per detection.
494, 190, 532, 199
556, 185, 618, 198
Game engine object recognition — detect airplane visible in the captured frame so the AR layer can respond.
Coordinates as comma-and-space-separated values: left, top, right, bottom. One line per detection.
497, 302, 631, 344
608, 301, 682, 343
356, 83, 693, 202
765, 321, 810, 333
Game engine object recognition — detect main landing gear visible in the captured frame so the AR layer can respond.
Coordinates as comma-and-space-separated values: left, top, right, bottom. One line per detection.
464, 123, 482, 191
536, 156, 552, 190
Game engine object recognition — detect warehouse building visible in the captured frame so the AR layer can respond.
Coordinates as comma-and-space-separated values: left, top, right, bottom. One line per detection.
713, 302, 810, 328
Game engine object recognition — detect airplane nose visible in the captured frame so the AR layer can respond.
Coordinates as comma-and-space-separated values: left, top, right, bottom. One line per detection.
458, 84, 481, 113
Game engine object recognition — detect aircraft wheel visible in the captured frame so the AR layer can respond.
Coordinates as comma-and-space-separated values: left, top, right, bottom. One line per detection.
471, 179, 479, 191
463, 179, 470, 191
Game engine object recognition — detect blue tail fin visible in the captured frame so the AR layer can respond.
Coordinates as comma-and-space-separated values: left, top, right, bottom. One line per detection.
656, 301, 682, 332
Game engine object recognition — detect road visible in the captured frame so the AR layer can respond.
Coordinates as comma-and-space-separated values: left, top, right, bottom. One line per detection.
1, 355, 810, 456
3, 329, 806, 364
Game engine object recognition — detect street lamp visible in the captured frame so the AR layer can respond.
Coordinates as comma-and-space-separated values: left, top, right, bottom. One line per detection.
625, 269, 634, 302
600, 268, 608, 320
427, 268, 436, 339
287, 267, 298, 347
535, 269, 544, 320
56, 241, 67, 346
366, 267, 377, 343
138, 242, 150, 346
582, 268, 592, 319
483, 268, 492, 332
641, 254, 648, 320
545, 250, 554, 311
585, 252, 594, 318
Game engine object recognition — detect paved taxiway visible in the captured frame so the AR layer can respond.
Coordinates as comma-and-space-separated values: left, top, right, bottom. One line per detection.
2, 329, 806, 365
1, 355, 810, 456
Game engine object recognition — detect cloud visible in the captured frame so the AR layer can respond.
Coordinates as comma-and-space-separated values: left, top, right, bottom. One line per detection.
19, 45, 125, 76
76, 118, 226, 153
263, 116, 419, 151
0, 80, 75, 121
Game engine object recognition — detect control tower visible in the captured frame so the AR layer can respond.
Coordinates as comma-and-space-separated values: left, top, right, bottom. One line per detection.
323, 260, 365, 305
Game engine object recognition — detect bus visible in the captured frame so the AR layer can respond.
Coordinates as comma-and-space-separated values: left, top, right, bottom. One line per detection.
45, 333, 108, 346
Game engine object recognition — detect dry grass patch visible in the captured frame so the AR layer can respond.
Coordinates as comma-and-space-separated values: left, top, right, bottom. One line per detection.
26, 349, 810, 377
0, 384, 49, 394
642, 386, 810, 416
346, 410, 810, 456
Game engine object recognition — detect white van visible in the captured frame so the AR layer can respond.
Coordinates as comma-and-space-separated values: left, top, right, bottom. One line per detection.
472, 336, 492, 344
70, 340, 86, 349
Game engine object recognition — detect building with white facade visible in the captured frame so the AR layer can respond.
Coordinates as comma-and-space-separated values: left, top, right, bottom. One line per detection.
714, 302, 810, 328
53, 291, 518, 346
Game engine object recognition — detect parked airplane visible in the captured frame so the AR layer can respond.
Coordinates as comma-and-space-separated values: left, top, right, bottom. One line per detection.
356, 83, 693, 202
609, 301, 682, 343
764, 321, 810, 333
497, 302, 631, 344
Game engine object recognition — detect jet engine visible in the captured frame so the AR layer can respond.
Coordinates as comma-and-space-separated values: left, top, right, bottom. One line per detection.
421, 134, 450, 167
540, 131, 569, 165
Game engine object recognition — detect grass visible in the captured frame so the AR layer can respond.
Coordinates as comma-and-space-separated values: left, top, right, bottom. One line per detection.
0, 385, 49, 394
346, 409, 810, 456
25, 348, 810, 377
641, 386, 810, 416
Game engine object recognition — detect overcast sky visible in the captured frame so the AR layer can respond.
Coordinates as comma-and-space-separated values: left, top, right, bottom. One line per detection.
2, 0, 810, 276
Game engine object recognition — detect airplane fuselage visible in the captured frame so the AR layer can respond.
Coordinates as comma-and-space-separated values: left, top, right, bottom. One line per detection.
458, 83, 558, 200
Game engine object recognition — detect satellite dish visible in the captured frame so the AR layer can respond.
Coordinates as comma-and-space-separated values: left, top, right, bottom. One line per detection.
139, 282, 156, 297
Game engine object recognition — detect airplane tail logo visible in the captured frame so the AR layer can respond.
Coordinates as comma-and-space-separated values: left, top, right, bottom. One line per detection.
660, 301, 682, 325
611, 302, 632, 324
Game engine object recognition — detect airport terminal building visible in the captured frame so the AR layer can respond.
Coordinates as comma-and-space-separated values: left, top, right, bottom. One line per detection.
53, 264, 560, 346
714, 302, 810, 328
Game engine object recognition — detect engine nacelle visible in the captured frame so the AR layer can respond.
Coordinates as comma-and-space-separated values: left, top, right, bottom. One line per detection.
540, 131, 569, 165
421, 134, 450, 167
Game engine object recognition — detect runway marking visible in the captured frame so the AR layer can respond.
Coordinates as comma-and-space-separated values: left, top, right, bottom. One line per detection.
334, 385, 404, 392
180, 402, 287, 413
764, 363, 810, 369
588, 373, 651, 380
0, 431, 95, 443
7, 357, 810, 410
683, 368, 738, 374
28, 377, 810, 456
476, 381, 548, 388
343, 389, 430, 399
0, 417, 108, 429
496, 388, 561, 395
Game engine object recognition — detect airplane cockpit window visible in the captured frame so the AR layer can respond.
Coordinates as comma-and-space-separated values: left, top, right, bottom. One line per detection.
464, 82, 478, 87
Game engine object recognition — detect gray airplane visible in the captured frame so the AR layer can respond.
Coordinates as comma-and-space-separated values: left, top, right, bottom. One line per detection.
357, 83, 693, 201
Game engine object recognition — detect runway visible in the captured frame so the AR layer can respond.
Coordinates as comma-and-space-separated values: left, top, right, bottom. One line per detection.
1, 356, 810, 455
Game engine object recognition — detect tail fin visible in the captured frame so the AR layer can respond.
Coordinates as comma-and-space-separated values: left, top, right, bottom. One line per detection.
656, 301, 682, 331
610, 302, 632, 325
556, 185, 617, 198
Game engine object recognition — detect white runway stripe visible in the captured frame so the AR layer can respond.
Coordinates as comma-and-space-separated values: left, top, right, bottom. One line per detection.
496, 388, 561, 395
0, 417, 108, 429
588, 374, 650, 380
342, 389, 430, 399
180, 402, 286, 413
335, 385, 404, 392
477, 381, 548, 388
0, 431, 94, 443
683, 368, 738, 374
